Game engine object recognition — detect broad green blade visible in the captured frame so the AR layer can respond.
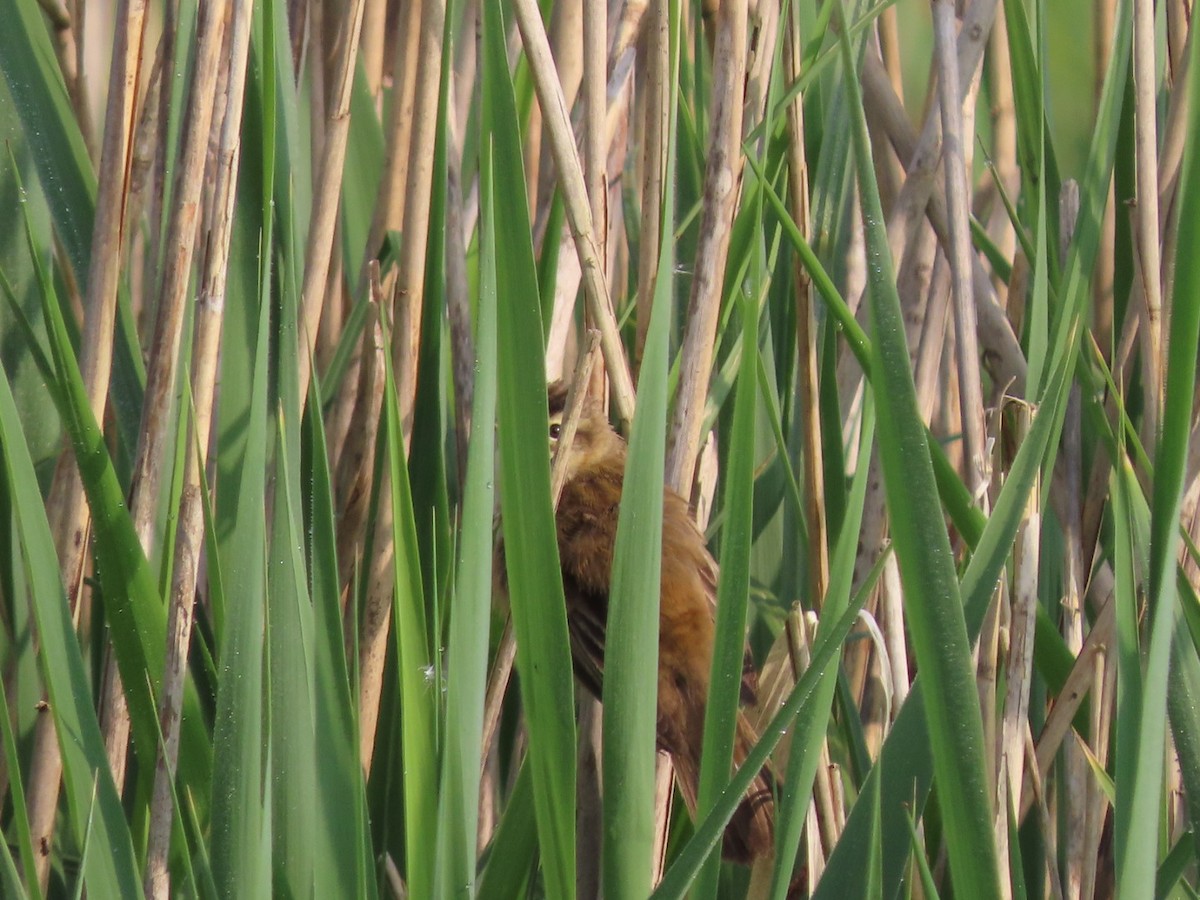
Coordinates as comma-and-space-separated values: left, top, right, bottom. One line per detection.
693, 292, 759, 899
0, 364, 140, 897
833, 4, 1001, 894
482, 1, 577, 896
209, 259, 271, 899
433, 83, 499, 897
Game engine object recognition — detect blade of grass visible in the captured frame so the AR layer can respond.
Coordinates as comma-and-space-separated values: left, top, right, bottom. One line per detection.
432, 108, 498, 895
209, 266, 271, 899
602, 178, 672, 900
303, 377, 378, 898
770, 395, 877, 899
693, 290, 758, 898
0, 364, 140, 898
379, 327, 438, 900
833, 3, 1002, 894
482, 0, 577, 894
1115, 12, 1200, 891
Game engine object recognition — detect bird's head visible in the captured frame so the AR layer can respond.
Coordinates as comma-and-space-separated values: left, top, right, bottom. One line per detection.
547, 380, 625, 478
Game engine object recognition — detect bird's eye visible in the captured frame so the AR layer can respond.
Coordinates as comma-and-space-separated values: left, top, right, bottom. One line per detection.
549, 423, 562, 440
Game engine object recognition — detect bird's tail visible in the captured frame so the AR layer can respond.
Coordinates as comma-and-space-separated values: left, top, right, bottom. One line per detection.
672, 712, 776, 865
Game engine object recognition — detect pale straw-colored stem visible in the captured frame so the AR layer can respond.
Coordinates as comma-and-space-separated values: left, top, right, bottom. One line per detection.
861, 49, 1028, 401
143, 3, 253, 894
1021, 571, 1116, 821
296, 0, 367, 401
1132, 0, 1164, 440
664, 0, 747, 495
998, 402, 1040, 900
28, 0, 150, 888
510, 0, 636, 429
393, 0, 445, 443
357, 0, 448, 773
583, 0, 608, 404
1060, 390, 1089, 900
933, 0, 989, 500
359, 0, 422, 288
360, 0, 389, 101
112, 0, 229, 803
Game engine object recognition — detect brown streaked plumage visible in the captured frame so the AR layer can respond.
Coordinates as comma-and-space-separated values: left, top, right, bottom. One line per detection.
534, 380, 776, 864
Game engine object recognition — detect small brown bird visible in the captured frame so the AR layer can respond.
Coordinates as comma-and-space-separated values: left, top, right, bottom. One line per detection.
541, 380, 775, 864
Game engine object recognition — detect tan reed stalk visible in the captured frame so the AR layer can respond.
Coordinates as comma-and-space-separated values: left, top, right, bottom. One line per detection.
1132, 0, 1164, 440
142, 2, 253, 892
108, 0, 230, 801
933, 0, 989, 501
27, 0, 150, 888
296, 0, 366, 401
509, 0, 636, 428
664, 0, 747, 495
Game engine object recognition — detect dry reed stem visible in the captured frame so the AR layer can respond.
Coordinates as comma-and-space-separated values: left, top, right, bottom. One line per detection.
1132, 0, 1164, 438
28, 0, 150, 887
933, 0, 989, 501
533, 0, 583, 222
984, 12, 1018, 299
40, 0, 94, 159
1156, 50, 1190, 307
1060, 390, 1089, 899
127, 36, 166, 328
479, 619, 517, 772
914, 251, 952, 422
1023, 573, 1117, 821
998, 402, 1039, 900
360, 0, 421, 288
877, 2, 903, 101
1084, 634, 1118, 899
650, 752, 674, 886
509, 0, 636, 429
100, 23, 168, 794
790, 612, 842, 883
861, 47, 1028, 402
664, 0, 747, 496
142, 3, 253, 891
357, 0, 448, 773
544, 50, 636, 383
393, 0, 445, 440
1023, 726, 1067, 900
454, 0, 479, 141
584, 0, 608, 402
361, 0, 388, 100
634, 0, 668, 369
112, 0, 229, 800
974, 568, 1003, 834
296, 0, 367, 401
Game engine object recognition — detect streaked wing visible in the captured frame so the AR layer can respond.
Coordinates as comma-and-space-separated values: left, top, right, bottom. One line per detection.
562, 576, 607, 700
